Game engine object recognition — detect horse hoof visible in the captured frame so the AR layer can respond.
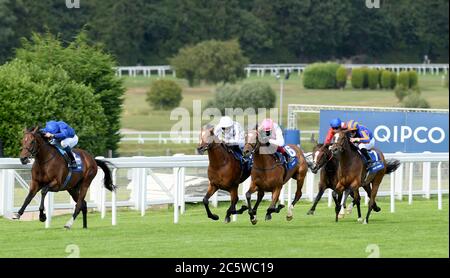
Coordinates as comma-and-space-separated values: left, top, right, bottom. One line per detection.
241, 205, 248, 211
11, 213, 21, 220
210, 214, 219, 221
338, 213, 345, 219
278, 204, 285, 210
39, 215, 47, 222
306, 210, 315, 215
224, 217, 231, 224
286, 215, 293, 221
357, 218, 363, 222
373, 206, 381, 212
251, 217, 258, 225
363, 219, 368, 225
265, 214, 272, 221
64, 225, 71, 230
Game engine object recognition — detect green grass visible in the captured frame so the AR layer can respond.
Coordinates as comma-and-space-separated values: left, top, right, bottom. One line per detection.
0, 197, 447, 258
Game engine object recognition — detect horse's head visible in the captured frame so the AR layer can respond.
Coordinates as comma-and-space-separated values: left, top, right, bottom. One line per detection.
330, 130, 350, 156
196, 125, 218, 154
19, 126, 41, 165
243, 129, 260, 158
311, 143, 332, 174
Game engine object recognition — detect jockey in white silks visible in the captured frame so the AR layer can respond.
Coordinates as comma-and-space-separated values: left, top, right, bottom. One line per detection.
214, 116, 245, 156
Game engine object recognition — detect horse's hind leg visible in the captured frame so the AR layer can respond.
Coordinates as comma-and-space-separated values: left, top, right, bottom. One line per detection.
307, 186, 325, 215
39, 186, 50, 222
365, 176, 382, 224
352, 189, 362, 222
13, 180, 40, 220
65, 181, 90, 229
203, 182, 219, 221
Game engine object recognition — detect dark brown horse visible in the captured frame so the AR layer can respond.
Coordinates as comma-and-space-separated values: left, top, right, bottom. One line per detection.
243, 129, 308, 225
197, 125, 249, 223
14, 126, 115, 229
330, 130, 400, 224
308, 143, 376, 220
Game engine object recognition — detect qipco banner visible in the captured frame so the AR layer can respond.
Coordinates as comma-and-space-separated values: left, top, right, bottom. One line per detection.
319, 110, 449, 153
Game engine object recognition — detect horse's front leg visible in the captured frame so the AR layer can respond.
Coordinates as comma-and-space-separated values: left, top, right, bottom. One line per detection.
225, 187, 239, 224
203, 182, 219, 221
338, 188, 351, 219
39, 186, 50, 222
265, 187, 282, 221
334, 184, 345, 222
13, 180, 40, 220
245, 181, 258, 225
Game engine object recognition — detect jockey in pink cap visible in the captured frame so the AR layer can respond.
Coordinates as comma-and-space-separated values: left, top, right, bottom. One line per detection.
259, 118, 292, 162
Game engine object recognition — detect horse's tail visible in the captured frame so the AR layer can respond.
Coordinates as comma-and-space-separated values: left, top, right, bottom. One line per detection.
385, 159, 401, 175
95, 159, 117, 192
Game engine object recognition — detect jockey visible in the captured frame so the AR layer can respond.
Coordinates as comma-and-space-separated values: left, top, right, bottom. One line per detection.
41, 120, 79, 168
347, 120, 375, 169
214, 116, 245, 156
324, 118, 347, 144
259, 118, 292, 162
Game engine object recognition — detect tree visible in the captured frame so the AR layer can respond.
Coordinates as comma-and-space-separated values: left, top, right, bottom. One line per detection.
16, 32, 125, 156
146, 80, 183, 110
0, 60, 109, 157
170, 39, 249, 86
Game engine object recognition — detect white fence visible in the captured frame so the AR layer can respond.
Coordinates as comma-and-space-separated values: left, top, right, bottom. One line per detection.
0, 152, 448, 227
120, 130, 319, 145
115, 64, 449, 78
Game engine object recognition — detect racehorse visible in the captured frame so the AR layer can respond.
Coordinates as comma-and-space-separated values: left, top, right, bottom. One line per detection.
197, 125, 250, 223
243, 129, 308, 225
308, 143, 377, 220
330, 130, 400, 224
14, 126, 116, 229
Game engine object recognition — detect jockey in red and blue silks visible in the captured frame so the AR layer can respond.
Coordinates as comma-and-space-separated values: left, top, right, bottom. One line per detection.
347, 120, 375, 168
41, 121, 79, 168
324, 118, 348, 144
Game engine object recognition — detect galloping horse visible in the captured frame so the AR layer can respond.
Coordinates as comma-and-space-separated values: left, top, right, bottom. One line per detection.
197, 125, 250, 223
308, 143, 376, 220
330, 130, 400, 224
243, 129, 308, 225
14, 126, 116, 229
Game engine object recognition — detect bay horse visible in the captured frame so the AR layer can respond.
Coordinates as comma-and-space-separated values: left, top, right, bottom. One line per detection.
308, 143, 377, 220
330, 130, 400, 224
14, 126, 116, 229
243, 129, 308, 225
197, 125, 250, 223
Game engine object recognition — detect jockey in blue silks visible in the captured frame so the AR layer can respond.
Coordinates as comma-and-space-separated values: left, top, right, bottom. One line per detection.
347, 120, 375, 169
41, 121, 79, 168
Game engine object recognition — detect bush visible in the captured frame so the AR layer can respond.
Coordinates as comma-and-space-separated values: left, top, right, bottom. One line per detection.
146, 80, 183, 110
336, 66, 348, 89
380, 70, 392, 89
409, 71, 419, 88
390, 72, 397, 89
351, 68, 364, 89
367, 68, 380, 89
362, 67, 369, 88
398, 71, 410, 88
170, 39, 249, 86
208, 81, 275, 114
303, 62, 340, 89
0, 60, 109, 157
395, 86, 409, 102
402, 92, 430, 108
16, 32, 124, 156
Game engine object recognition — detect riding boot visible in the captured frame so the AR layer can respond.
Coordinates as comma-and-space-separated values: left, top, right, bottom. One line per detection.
279, 147, 292, 163
64, 146, 77, 168
360, 148, 373, 169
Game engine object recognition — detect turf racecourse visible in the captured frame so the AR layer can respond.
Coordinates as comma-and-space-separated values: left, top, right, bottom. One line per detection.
0, 197, 447, 258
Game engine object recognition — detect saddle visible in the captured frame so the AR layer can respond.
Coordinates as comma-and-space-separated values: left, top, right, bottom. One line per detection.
357, 149, 385, 174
